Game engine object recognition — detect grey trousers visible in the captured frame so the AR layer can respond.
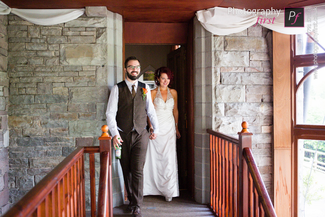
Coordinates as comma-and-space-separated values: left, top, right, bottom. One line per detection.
119, 129, 150, 207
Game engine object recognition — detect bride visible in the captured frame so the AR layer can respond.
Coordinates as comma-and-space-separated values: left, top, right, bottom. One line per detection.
143, 66, 181, 202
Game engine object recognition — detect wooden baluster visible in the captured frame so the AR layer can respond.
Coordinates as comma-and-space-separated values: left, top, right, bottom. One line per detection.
238, 121, 253, 217
97, 125, 112, 217
89, 153, 96, 217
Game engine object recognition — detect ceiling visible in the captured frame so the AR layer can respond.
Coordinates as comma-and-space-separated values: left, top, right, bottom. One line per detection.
3, 0, 325, 23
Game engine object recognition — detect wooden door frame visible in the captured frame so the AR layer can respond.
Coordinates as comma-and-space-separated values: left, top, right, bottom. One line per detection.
123, 21, 195, 197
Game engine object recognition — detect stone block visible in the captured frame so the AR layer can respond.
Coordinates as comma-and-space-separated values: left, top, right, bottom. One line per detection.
9, 147, 46, 158
41, 27, 62, 36
50, 128, 68, 137
252, 133, 272, 144
35, 95, 68, 104
0, 56, 7, 72
250, 52, 270, 61
43, 77, 73, 83
26, 43, 47, 51
73, 76, 95, 83
47, 36, 68, 44
68, 103, 96, 113
225, 102, 273, 117
49, 44, 60, 50
9, 42, 25, 51
62, 147, 76, 157
214, 51, 249, 67
225, 37, 267, 52
214, 103, 225, 116
213, 36, 224, 51
42, 119, 68, 128
9, 56, 28, 65
28, 26, 40, 38
69, 120, 103, 137
214, 117, 242, 134
0, 97, 5, 110
9, 158, 29, 167
86, 6, 108, 17
30, 157, 65, 168
23, 126, 48, 137
50, 113, 78, 120
79, 113, 96, 120
246, 85, 273, 102
9, 95, 34, 105
70, 87, 108, 103
53, 87, 68, 95
65, 17, 107, 28
216, 85, 245, 102
220, 67, 245, 73
16, 137, 44, 147
8, 30, 27, 38
97, 103, 106, 121
68, 36, 96, 44
30, 38, 46, 43
60, 44, 106, 66
37, 83, 53, 94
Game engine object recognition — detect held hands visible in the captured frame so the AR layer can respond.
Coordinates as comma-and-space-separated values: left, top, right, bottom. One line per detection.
149, 128, 157, 140
113, 135, 123, 150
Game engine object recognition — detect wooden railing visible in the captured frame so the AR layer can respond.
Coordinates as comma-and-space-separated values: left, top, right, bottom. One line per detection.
208, 121, 276, 217
3, 125, 113, 217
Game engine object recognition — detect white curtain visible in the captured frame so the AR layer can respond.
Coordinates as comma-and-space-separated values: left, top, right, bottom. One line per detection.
0, 1, 84, 26
196, 3, 325, 35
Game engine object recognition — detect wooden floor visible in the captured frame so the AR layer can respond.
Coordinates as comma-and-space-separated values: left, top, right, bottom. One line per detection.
113, 190, 215, 217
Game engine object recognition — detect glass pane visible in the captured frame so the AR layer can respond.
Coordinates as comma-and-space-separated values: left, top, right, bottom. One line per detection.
298, 139, 325, 217
296, 30, 325, 55
296, 66, 325, 125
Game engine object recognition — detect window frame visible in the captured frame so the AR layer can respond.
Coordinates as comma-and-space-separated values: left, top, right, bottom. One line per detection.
292, 34, 325, 216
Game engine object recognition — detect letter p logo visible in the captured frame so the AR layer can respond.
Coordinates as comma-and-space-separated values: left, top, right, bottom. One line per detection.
285, 8, 304, 27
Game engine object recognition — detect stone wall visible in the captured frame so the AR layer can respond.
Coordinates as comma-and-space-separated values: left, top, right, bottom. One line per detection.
194, 18, 273, 203
7, 8, 124, 208
0, 15, 10, 215
213, 25, 274, 199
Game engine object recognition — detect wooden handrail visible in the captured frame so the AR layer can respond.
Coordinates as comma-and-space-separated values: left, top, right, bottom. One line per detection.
208, 121, 277, 217
3, 125, 114, 217
3, 147, 85, 217
243, 147, 277, 217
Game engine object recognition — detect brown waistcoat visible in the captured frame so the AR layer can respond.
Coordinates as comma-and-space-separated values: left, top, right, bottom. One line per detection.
116, 81, 147, 134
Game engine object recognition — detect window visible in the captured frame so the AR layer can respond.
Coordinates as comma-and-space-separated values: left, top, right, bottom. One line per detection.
293, 31, 325, 216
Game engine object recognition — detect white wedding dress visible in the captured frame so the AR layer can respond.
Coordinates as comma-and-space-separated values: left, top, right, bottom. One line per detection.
143, 87, 179, 199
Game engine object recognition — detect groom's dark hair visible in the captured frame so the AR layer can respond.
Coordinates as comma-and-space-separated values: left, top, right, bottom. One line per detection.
124, 56, 141, 68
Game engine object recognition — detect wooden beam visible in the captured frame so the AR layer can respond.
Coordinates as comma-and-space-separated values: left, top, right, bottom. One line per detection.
273, 31, 292, 217
124, 22, 188, 44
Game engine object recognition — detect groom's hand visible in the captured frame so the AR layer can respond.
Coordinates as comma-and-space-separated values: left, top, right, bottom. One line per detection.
149, 132, 157, 140
112, 135, 123, 150
149, 128, 157, 140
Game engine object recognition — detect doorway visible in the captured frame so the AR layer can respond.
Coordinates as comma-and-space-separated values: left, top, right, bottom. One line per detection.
125, 44, 191, 193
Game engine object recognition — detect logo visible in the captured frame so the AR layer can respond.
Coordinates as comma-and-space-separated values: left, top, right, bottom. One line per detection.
285, 8, 304, 27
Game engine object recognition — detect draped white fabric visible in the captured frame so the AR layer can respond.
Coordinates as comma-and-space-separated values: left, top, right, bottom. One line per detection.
0, 1, 84, 26
196, 4, 325, 35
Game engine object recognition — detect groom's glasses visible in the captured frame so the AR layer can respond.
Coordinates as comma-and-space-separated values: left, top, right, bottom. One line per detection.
127, 65, 141, 70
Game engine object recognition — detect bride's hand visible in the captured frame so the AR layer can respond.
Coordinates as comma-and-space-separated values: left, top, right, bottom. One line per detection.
176, 128, 181, 139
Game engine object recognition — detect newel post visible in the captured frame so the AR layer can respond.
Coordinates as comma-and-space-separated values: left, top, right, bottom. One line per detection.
238, 121, 253, 217
97, 125, 113, 217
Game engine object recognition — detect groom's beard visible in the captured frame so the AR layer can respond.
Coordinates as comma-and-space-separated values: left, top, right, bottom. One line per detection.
126, 71, 138, 80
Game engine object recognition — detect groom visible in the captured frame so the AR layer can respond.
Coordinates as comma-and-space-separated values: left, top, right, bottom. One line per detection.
106, 56, 159, 217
